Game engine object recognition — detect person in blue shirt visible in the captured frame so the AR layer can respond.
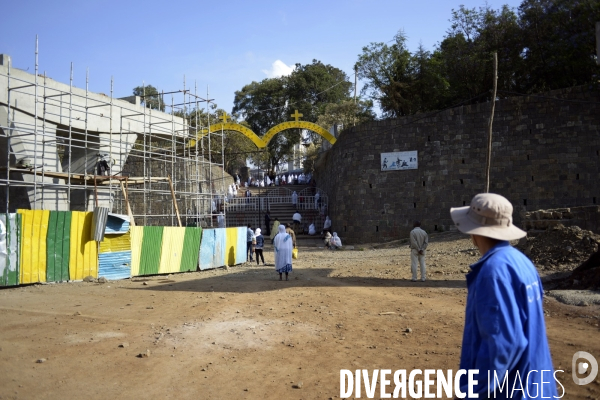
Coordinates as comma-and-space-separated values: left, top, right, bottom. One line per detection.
450, 193, 559, 399
246, 224, 254, 262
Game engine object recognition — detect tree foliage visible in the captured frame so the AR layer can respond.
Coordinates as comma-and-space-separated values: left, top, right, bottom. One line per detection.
316, 99, 376, 134
186, 108, 257, 175
356, 0, 600, 117
232, 60, 354, 172
132, 85, 165, 111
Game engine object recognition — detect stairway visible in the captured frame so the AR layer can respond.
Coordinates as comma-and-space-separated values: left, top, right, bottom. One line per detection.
224, 183, 328, 247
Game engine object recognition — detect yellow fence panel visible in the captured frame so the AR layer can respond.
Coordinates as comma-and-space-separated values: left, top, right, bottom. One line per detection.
99, 232, 131, 253
158, 227, 186, 274
69, 211, 98, 280
225, 227, 238, 266
130, 226, 144, 276
18, 210, 50, 284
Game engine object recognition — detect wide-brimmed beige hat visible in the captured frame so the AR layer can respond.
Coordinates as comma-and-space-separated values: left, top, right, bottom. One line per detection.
450, 193, 526, 241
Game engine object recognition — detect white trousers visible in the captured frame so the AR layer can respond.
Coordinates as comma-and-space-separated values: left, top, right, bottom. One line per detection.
411, 249, 426, 281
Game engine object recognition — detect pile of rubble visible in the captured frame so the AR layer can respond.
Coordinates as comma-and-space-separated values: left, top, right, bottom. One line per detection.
517, 224, 600, 289
518, 224, 599, 271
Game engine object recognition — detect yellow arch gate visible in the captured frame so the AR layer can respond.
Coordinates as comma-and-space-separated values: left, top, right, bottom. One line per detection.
189, 110, 337, 149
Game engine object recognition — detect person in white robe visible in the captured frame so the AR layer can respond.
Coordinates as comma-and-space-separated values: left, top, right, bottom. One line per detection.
217, 212, 225, 228
273, 224, 293, 280
291, 191, 298, 206
331, 232, 342, 249
323, 216, 332, 234
308, 223, 316, 235
315, 191, 320, 209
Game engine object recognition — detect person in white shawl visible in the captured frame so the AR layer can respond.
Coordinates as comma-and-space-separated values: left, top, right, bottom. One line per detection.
331, 232, 342, 249
323, 216, 332, 234
291, 191, 298, 206
273, 224, 293, 280
217, 212, 225, 228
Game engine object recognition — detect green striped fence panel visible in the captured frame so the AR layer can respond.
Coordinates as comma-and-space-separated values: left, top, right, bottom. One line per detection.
180, 227, 202, 272
140, 226, 163, 275
46, 211, 72, 282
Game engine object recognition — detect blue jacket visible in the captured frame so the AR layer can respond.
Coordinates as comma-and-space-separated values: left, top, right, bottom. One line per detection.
246, 228, 254, 242
459, 241, 558, 399
255, 234, 264, 249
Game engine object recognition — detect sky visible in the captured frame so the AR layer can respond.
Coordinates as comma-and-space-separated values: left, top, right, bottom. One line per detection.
4, 0, 525, 117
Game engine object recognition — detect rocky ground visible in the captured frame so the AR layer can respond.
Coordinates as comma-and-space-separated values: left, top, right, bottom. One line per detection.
0, 231, 599, 399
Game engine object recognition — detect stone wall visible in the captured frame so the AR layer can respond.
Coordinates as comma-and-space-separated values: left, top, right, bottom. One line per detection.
521, 206, 600, 233
315, 86, 600, 244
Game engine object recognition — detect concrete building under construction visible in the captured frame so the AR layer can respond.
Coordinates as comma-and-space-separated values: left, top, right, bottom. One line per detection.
0, 49, 231, 227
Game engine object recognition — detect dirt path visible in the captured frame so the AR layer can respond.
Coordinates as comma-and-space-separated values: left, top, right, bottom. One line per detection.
0, 233, 599, 399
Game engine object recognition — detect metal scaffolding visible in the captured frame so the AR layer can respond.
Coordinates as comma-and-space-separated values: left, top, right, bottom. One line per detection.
0, 39, 228, 227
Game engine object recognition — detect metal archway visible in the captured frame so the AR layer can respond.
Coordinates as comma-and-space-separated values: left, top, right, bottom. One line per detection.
189, 110, 337, 148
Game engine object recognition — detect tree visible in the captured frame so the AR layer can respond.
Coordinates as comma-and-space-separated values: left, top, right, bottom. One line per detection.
132, 85, 165, 111
355, 31, 414, 117
438, 4, 523, 103
232, 77, 296, 172
517, 0, 600, 92
302, 143, 320, 174
186, 108, 257, 175
286, 60, 353, 123
316, 99, 376, 133
232, 60, 353, 171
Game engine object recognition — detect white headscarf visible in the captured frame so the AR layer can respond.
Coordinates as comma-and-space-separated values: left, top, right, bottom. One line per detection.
255, 228, 261, 236
273, 224, 292, 270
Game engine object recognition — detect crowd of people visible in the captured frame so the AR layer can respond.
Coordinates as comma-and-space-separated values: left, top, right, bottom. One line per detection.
233, 172, 314, 189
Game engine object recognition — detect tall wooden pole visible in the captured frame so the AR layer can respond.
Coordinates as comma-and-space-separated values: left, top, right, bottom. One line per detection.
485, 52, 498, 193
354, 66, 358, 126
596, 22, 600, 65
168, 175, 182, 227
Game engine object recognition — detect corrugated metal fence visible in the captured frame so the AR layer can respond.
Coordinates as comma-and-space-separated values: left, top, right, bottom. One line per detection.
1, 210, 247, 286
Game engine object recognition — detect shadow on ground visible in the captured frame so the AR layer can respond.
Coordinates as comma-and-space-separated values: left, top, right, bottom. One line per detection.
127, 267, 467, 294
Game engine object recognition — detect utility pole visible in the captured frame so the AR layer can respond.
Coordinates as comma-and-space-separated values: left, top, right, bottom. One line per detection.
485, 52, 498, 193
596, 22, 600, 65
354, 66, 358, 126
354, 66, 357, 104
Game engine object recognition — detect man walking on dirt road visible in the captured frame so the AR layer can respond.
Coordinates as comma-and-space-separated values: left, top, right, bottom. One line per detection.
409, 221, 428, 282
450, 193, 558, 398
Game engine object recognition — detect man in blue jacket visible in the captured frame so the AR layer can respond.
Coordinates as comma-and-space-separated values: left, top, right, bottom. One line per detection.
450, 193, 559, 399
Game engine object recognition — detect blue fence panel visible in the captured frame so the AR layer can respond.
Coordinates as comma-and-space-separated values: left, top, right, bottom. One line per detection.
98, 251, 131, 280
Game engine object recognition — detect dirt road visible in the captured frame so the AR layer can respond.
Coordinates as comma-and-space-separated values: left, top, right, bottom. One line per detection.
1, 232, 599, 399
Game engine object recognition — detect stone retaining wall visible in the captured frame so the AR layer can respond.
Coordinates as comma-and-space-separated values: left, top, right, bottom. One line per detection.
521, 205, 600, 233
315, 86, 600, 244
